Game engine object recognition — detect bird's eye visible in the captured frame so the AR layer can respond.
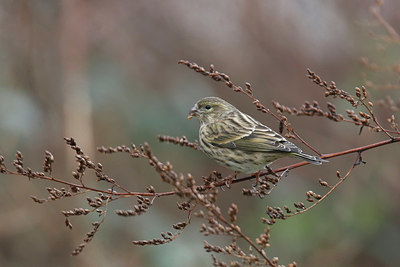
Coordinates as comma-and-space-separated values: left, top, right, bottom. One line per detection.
205, 105, 211, 110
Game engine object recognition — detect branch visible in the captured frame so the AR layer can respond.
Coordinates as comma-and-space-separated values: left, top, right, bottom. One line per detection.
3, 170, 177, 197
225, 137, 400, 186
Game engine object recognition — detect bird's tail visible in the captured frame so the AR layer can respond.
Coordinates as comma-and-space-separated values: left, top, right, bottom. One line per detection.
292, 152, 328, 165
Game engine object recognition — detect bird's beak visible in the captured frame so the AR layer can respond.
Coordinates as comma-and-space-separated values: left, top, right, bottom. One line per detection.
187, 106, 198, 120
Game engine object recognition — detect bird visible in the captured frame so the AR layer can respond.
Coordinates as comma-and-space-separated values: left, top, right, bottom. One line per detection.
187, 97, 326, 180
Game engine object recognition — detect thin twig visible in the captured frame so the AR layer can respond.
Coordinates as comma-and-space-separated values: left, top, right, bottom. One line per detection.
286, 155, 359, 217
212, 208, 276, 267
4, 170, 176, 197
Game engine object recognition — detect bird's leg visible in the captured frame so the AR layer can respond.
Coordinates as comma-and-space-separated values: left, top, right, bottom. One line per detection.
264, 168, 289, 195
254, 170, 261, 186
281, 168, 289, 178
266, 166, 279, 178
354, 151, 367, 167
225, 171, 237, 188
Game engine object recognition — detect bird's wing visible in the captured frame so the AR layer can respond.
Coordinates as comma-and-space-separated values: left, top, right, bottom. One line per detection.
232, 124, 302, 153
204, 119, 255, 149
206, 113, 301, 153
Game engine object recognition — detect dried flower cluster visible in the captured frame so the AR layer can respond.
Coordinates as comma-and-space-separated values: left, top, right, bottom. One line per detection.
272, 100, 343, 122
157, 135, 200, 150
115, 195, 152, 216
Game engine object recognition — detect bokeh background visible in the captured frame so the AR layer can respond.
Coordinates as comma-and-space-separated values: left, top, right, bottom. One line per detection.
0, 0, 399, 266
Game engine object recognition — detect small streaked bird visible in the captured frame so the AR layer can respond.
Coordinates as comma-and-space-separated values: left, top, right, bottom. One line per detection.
188, 97, 326, 176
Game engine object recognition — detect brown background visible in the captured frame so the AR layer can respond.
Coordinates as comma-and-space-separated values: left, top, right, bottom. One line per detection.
0, 1, 399, 266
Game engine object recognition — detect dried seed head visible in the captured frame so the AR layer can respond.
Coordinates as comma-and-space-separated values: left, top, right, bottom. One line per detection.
16, 151, 23, 160
355, 87, 361, 97
318, 179, 329, 187
43, 151, 55, 174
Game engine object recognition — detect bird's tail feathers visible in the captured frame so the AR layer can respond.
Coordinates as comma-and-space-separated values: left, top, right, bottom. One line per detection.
292, 152, 328, 165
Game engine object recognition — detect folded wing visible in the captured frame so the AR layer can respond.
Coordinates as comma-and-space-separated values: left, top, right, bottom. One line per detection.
204, 113, 302, 154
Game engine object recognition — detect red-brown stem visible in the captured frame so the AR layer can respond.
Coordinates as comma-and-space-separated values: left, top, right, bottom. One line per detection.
229, 136, 399, 185
5, 170, 176, 197
4, 137, 399, 196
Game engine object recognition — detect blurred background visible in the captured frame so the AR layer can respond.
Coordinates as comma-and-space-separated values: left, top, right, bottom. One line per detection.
0, 0, 399, 266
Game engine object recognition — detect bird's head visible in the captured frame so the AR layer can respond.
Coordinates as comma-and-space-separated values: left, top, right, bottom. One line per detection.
188, 97, 235, 124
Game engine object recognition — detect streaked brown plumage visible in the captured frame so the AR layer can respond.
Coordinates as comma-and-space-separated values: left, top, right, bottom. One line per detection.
188, 97, 326, 174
